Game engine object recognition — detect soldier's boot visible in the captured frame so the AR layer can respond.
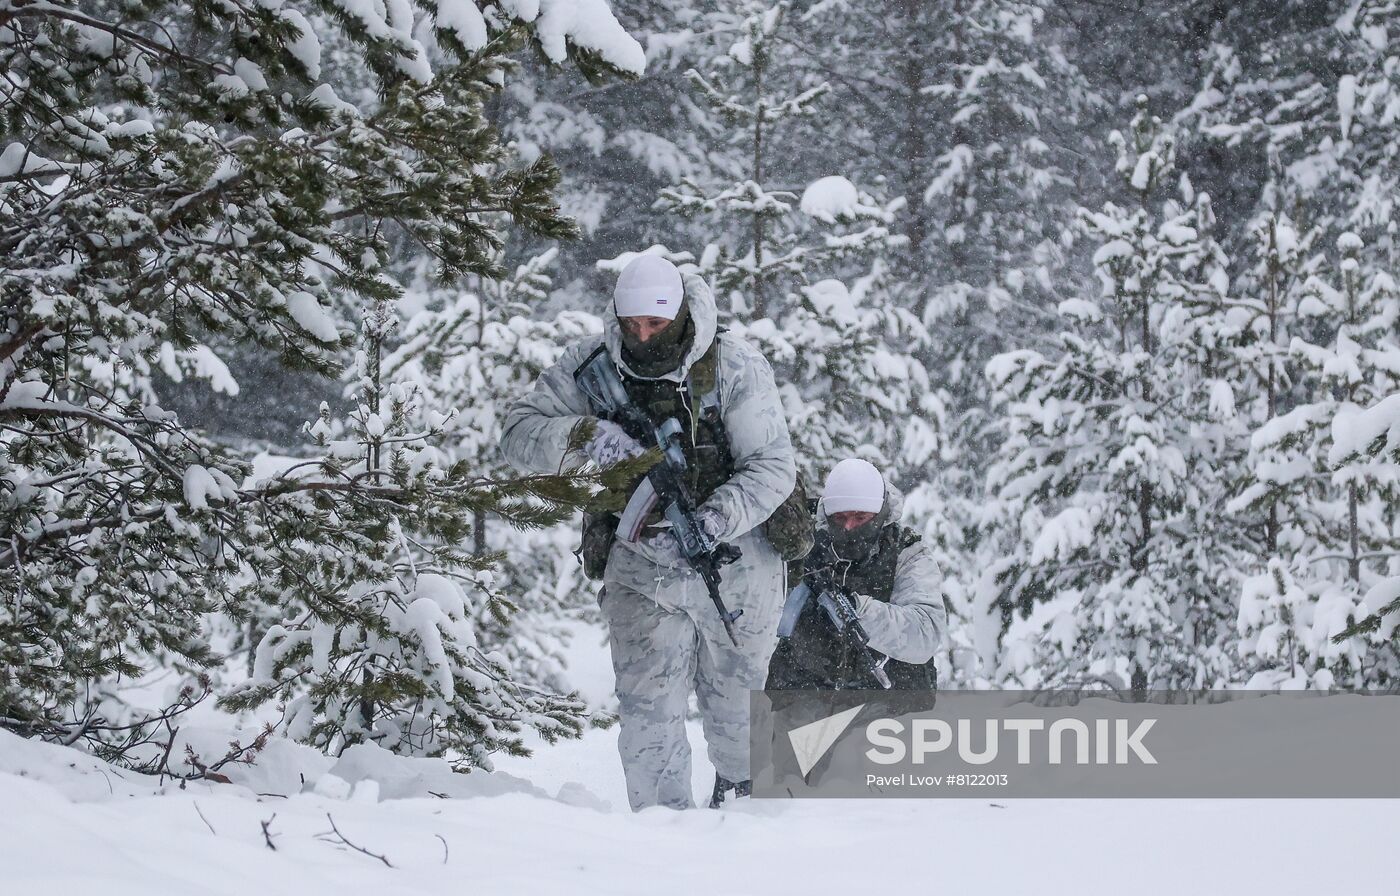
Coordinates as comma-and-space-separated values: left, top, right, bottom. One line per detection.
708, 774, 752, 808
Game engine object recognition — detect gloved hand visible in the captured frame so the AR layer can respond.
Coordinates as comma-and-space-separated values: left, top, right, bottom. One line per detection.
696, 507, 727, 543
583, 419, 645, 468
643, 508, 728, 567
644, 526, 685, 567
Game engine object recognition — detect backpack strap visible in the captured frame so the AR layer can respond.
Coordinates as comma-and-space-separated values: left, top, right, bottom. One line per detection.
897, 526, 921, 553
685, 335, 734, 479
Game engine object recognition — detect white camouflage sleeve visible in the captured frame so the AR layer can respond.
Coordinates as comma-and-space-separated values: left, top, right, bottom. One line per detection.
499, 341, 596, 474
857, 541, 947, 664
700, 338, 797, 543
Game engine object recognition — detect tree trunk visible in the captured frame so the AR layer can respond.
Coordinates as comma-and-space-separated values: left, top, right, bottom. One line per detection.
1345, 266, 1360, 583
884, 0, 939, 302
360, 302, 392, 735
751, 51, 767, 320
1265, 219, 1280, 554
1130, 663, 1148, 699
1135, 267, 1153, 577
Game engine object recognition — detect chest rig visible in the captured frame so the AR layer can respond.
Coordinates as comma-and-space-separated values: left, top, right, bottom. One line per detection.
600, 339, 734, 505
769, 524, 938, 691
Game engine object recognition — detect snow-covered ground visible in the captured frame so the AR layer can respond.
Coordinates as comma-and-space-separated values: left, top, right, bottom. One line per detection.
3, 626, 1394, 895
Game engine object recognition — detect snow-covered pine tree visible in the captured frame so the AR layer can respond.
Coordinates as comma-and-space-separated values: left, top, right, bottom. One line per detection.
1215, 195, 1319, 686
654, 2, 931, 481
1232, 232, 1400, 687
221, 363, 591, 765
742, 179, 934, 478
774, 0, 1096, 685
1223, 187, 1322, 532
1328, 397, 1400, 661
1189, 0, 1400, 684
0, 0, 642, 762
659, 0, 828, 321
1188, 0, 1400, 286
379, 250, 604, 698
496, 2, 721, 302
788, 0, 1094, 396
986, 99, 1252, 690
917, 1, 1094, 381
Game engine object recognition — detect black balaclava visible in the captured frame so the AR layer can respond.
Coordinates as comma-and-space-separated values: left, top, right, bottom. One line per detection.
828, 499, 890, 562
620, 296, 694, 378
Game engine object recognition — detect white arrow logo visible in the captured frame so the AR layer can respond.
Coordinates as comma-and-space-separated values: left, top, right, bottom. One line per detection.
787, 704, 865, 777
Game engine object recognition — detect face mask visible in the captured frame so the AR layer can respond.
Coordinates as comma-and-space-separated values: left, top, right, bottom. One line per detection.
828, 505, 888, 561
621, 301, 693, 376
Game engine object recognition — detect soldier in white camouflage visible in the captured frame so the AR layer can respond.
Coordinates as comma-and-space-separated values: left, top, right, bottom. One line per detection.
499, 254, 797, 810
768, 458, 947, 691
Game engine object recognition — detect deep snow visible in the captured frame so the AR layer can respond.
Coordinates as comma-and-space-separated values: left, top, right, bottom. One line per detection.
3, 625, 1395, 895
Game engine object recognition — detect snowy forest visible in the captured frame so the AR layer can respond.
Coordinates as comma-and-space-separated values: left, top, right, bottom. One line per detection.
7, 0, 1400, 785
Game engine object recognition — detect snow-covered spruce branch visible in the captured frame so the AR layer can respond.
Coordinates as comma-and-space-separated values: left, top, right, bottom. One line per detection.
2, 0, 645, 756
16, 678, 271, 775
0, 461, 600, 568
0, 402, 188, 480
2, 4, 233, 74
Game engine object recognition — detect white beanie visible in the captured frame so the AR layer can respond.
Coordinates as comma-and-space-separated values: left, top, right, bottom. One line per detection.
614, 255, 684, 320
822, 458, 885, 515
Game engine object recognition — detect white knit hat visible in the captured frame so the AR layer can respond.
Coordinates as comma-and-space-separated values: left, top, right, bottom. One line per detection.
613, 255, 684, 320
822, 458, 885, 514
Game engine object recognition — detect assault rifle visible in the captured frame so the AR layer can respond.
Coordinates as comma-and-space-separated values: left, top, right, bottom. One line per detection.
574, 347, 744, 645
780, 560, 892, 689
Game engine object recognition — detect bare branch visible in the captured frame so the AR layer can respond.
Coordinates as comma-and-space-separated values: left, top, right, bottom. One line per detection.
317, 813, 394, 868
193, 801, 218, 836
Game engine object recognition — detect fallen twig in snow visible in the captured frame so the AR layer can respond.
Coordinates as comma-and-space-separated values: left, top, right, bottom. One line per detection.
261, 813, 278, 851
435, 833, 449, 865
316, 812, 393, 868
193, 801, 217, 835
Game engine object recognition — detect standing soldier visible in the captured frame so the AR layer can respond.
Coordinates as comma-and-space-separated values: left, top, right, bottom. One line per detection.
499, 254, 798, 810
768, 458, 946, 691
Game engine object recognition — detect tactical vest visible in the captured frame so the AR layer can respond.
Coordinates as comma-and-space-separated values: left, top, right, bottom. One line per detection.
575, 341, 733, 580
766, 524, 939, 691
607, 341, 816, 561
609, 341, 733, 504
575, 335, 814, 580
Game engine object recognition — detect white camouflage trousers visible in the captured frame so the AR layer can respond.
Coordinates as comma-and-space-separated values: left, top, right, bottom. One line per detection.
600, 530, 785, 810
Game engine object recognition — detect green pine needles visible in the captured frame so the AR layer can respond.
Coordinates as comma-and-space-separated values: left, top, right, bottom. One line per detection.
0, 0, 640, 766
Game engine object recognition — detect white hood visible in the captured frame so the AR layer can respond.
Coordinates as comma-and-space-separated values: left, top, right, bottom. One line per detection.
603, 270, 718, 383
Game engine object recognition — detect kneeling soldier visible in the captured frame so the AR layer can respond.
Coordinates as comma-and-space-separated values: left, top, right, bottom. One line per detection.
767, 458, 946, 690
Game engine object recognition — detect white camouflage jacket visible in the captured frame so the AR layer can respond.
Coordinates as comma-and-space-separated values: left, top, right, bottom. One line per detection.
498, 270, 796, 561
824, 482, 948, 665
